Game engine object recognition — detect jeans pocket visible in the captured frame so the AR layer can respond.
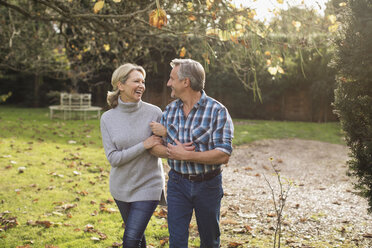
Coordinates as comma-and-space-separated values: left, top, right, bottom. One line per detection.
205, 173, 222, 189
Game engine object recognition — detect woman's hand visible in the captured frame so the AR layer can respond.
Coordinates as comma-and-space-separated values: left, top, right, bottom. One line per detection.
143, 135, 163, 149
150, 121, 167, 137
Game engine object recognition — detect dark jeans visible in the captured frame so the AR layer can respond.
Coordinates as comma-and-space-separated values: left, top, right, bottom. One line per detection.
114, 199, 159, 248
167, 169, 224, 248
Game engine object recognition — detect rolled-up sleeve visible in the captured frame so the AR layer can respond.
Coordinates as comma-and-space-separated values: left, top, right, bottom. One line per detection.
212, 108, 234, 155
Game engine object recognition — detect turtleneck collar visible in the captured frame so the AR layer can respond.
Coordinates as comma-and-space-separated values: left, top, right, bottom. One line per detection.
117, 96, 142, 113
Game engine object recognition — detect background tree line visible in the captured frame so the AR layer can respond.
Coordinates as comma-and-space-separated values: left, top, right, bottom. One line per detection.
1, 0, 339, 121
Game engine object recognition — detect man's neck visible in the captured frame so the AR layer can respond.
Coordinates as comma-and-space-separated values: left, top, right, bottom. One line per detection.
181, 90, 202, 116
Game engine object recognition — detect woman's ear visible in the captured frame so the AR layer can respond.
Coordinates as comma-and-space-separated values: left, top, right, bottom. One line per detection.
117, 82, 124, 91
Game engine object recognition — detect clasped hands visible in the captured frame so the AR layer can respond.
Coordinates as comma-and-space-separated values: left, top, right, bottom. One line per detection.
150, 121, 195, 160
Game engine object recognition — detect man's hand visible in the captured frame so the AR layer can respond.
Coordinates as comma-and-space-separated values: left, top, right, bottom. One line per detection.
167, 139, 194, 160
150, 121, 167, 137
167, 139, 230, 165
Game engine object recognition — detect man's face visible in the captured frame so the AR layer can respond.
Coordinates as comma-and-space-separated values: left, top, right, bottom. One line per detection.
167, 65, 184, 99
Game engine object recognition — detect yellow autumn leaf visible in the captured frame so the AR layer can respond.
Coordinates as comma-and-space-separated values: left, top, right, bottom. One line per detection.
103, 44, 110, 51
327, 15, 337, 24
328, 23, 339, 33
225, 18, 234, 24
339, 2, 346, 7
235, 23, 243, 31
278, 56, 283, 63
277, 0, 283, 4
93, 1, 104, 14
264, 51, 271, 57
218, 30, 230, 41
247, 9, 256, 19
206, 28, 219, 36
230, 34, 239, 44
187, 2, 194, 11
77, 54, 82, 60
268, 66, 278, 75
292, 20, 301, 31
83, 46, 91, 53
277, 66, 284, 74
179, 47, 186, 57
228, 3, 236, 9
266, 59, 272, 66
202, 52, 210, 64
206, 0, 213, 10
113, 0, 121, 2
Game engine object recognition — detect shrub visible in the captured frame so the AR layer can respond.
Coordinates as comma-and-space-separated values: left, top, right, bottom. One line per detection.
332, 0, 372, 212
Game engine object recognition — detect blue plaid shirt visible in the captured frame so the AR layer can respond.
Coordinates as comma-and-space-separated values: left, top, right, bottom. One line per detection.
160, 91, 234, 175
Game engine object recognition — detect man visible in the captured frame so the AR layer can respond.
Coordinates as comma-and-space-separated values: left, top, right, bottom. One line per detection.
150, 58, 234, 247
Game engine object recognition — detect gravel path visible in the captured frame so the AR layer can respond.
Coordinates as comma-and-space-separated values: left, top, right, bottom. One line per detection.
219, 139, 372, 247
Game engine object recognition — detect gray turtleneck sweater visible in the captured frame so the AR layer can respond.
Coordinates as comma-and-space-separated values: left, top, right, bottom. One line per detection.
100, 98, 165, 204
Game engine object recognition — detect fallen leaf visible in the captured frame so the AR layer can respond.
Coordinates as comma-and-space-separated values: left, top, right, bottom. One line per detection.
153, 208, 167, 218
77, 190, 88, 196
93, 1, 104, 14
233, 228, 245, 233
363, 233, 372, 238
220, 218, 239, 225
244, 225, 253, 232
228, 242, 243, 248
159, 237, 169, 246
0, 213, 18, 230
35, 220, 53, 228
84, 224, 94, 232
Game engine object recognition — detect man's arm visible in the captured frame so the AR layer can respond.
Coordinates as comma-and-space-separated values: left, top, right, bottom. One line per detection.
149, 144, 167, 158
167, 139, 230, 165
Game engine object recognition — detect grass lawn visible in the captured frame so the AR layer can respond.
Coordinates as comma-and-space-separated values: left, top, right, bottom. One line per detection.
233, 119, 345, 146
0, 107, 345, 247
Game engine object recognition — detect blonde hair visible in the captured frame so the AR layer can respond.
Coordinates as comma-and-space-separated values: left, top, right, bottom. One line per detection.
107, 63, 146, 108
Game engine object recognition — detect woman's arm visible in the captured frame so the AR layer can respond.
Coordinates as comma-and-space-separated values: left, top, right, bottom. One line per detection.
101, 120, 162, 167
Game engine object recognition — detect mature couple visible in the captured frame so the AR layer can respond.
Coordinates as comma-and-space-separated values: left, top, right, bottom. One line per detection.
100, 58, 234, 248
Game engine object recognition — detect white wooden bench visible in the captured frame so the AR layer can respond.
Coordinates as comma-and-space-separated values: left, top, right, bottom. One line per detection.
49, 93, 102, 120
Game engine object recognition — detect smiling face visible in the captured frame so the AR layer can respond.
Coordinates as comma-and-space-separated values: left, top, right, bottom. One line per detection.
118, 70, 145, 103
167, 65, 186, 99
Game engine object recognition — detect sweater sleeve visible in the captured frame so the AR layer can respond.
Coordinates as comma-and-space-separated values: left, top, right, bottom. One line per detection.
100, 118, 146, 168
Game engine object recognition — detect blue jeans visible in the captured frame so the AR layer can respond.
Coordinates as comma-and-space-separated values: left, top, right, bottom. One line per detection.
114, 199, 159, 248
167, 169, 224, 248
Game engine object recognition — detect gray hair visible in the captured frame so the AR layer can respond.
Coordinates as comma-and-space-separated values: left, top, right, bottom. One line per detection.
170, 58, 205, 91
107, 63, 146, 108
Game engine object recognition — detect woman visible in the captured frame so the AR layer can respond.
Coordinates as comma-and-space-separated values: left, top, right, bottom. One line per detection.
100, 63, 165, 248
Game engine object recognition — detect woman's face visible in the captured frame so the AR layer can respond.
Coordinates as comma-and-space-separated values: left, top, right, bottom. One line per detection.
119, 70, 145, 103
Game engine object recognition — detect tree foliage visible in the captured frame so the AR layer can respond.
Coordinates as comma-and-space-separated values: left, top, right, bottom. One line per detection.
332, 0, 372, 212
0, 0, 343, 114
